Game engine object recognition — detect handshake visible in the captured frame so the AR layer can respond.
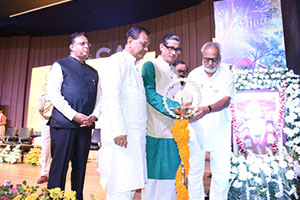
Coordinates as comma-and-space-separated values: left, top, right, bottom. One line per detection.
73, 113, 97, 127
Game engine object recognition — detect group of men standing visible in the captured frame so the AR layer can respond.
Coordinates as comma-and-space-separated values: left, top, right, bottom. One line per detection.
42, 26, 234, 200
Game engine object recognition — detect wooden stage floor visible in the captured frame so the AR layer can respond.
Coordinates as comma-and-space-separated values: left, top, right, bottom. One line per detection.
0, 152, 211, 199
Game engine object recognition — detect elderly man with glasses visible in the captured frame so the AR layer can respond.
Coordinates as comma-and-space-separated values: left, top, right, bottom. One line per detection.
141, 33, 182, 200
186, 42, 235, 200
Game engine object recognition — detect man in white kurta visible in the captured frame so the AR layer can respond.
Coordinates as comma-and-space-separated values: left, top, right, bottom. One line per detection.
187, 42, 235, 200
97, 27, 151, 200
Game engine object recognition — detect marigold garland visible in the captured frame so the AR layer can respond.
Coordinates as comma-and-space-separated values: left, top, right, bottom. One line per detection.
171, 119, 190, 200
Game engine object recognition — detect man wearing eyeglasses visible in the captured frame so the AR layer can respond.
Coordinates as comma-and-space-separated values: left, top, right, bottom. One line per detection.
141, 34, 182, 200
47, 32, 101, 200
174, 60, 189, 79
174, 61, 189, 88
186, 42, 235, 200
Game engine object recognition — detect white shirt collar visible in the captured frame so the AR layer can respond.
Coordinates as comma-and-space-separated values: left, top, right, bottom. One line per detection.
157, 55, 172, 68
123, 50, 140, 66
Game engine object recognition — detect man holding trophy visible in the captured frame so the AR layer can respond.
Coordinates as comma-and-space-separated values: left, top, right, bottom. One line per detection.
141, 33, 182, 200
187, 42, 235, 200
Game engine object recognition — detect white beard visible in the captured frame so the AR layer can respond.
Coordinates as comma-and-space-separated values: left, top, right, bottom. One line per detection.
204, 65, 217, 74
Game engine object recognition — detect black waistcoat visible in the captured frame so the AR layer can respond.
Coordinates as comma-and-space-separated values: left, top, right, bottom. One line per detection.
49, 56, 98, 128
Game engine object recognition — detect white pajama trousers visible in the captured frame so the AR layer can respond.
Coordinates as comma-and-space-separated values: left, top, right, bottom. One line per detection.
40, 124, 51, 176
142, 179, 176, 200
106, 190, 135, 200
188, 130, 231, 200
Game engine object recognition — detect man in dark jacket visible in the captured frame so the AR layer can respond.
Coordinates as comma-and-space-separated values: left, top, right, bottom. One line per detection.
47, 32, 101, 200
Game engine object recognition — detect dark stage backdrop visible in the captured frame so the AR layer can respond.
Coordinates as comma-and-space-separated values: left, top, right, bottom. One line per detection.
0, 0, 215, 128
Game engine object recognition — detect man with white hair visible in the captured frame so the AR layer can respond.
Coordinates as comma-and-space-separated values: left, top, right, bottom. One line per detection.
187, 42, 235, 200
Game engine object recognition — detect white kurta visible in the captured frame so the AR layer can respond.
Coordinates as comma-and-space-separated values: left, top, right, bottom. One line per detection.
187, 64, 235, 199
187, 64, 235, 151
97, 50, 147, 193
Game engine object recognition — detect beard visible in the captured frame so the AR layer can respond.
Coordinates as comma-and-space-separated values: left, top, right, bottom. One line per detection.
204, 64, 218, 74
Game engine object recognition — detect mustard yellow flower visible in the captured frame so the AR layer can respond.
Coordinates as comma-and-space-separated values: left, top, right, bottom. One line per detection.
48, 187, 64, 199
64, 190, 77, 200
25, 192, 39, 200
172, 119, 190, 199
13, 194, 23, 200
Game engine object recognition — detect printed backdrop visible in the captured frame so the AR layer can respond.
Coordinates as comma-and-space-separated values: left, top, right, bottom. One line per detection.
214, 0, 286, 69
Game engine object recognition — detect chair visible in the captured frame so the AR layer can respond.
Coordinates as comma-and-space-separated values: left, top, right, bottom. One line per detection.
90, 129, 101, 150
18, 127, 33, 144
3, 127, 18, 144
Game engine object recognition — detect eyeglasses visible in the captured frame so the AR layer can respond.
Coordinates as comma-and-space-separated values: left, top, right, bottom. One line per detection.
74, 42, 91, 48
163, 44, 182, 54
202, 57, 219, 63
177, 70, 187, 74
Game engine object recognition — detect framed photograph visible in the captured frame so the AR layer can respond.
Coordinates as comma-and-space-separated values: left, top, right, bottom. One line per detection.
233, 89, 282, 155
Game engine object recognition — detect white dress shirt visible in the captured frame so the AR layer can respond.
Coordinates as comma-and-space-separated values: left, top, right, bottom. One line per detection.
47, 55, 102, 121
187, 64, 235, 151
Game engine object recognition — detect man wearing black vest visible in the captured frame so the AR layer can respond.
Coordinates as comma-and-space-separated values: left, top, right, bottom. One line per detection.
47, 32, 101, 200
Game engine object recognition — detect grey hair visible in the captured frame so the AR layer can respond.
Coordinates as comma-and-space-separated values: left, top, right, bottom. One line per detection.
162, 34, 182, 46
201, 42, 221, 56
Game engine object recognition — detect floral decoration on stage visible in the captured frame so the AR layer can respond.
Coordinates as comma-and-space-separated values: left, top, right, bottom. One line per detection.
0, 180, 77, 200
229, 149, 298, 200
24, 146, 41, 166
0, 145, 21, 164
229, 66, 300, 199
172, 119, 190, 200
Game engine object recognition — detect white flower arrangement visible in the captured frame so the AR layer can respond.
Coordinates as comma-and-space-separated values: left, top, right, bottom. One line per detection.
229, 149, 298, 199
229, 66, 300, 199
0, 145, 21, 164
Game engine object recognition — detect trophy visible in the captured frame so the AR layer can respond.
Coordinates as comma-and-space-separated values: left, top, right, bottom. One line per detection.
163, 77, 201, 119
163, 78, 201, 194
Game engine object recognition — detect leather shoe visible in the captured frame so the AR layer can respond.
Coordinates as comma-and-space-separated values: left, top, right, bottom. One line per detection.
37, 176, 48, 184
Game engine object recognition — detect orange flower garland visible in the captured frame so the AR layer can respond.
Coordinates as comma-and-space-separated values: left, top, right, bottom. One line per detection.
171, 119, 190, 200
